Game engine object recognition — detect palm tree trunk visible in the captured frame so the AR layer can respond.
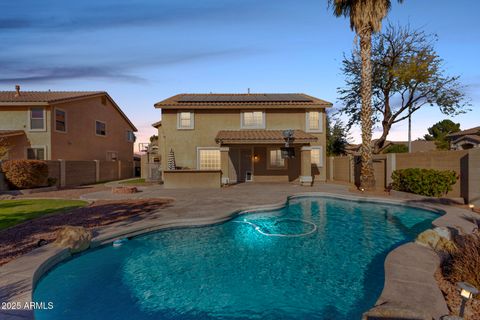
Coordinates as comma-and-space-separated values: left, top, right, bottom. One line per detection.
359, 26, 375, 190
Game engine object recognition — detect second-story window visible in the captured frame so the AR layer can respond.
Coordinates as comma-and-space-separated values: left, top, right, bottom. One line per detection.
306, 111, 322, 132
55, 109, 66, 132
96, 121, 106, 136
177, 112, 194, 129
126, 130, 135, 142
241, 111, 265, 129
29, 107, 45, 131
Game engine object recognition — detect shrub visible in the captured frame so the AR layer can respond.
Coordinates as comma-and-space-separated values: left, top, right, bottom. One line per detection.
383, 144, 408, 154
391, 168, 457, 197
1, 160, 49, 189
443, 232, 480, 292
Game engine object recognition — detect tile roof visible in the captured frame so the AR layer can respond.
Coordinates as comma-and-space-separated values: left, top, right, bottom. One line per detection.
0, 130, 25, 137
0, 91, 104, 103
155, 93, 332, 109
0, 89, 137, 131
215, 130, 318, 144
447, 126, 480, 138
452, 134, 480, 144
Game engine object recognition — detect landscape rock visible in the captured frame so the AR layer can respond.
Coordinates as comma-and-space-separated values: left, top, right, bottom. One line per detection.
53, 226, 92, 253
415, 229, 456, 253
112, 186, 139, 194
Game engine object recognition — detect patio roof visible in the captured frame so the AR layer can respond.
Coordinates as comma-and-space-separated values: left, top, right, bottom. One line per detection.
0, 130, 25, 138
215, 130, 318, 144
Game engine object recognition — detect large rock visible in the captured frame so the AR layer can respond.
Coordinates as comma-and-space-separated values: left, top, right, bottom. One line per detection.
53, 226, 92, 253
415, 229, 456, 253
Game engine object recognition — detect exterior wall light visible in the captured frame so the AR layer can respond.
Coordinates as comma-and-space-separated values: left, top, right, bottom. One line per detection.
457, 282, 478, 318
253, 154, 259, 161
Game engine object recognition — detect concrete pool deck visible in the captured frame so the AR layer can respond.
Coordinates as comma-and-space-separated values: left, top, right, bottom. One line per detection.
1, 182, 478, 320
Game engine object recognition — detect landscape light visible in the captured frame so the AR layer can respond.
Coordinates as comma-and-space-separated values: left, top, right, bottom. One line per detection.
457, 282, 478, 317
468, 204, 474, 211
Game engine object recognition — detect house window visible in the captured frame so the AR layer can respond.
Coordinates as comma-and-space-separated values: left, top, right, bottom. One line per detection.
198, 148, 221, 170
126, 130, 135, 142
268, 149, 286, 169
55, 109, 66, 132
29, 107, 45, 131
306, 111, 322, 132
177, 112, 194, 129
241, 111, 265, 129
311, 147, 323, 167
96, 121, 106, 136
27, 147, 45, 160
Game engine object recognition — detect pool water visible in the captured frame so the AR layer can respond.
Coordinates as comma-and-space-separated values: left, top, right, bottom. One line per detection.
34, 196, 440, 320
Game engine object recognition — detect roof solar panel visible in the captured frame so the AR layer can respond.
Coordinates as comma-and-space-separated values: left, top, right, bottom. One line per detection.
177, 94, 312, 103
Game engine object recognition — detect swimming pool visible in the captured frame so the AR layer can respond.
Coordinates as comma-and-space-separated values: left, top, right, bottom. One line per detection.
34, 196, 441, 320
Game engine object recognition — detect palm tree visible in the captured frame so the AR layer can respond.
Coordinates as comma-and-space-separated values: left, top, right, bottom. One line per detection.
329, 0, 402, 190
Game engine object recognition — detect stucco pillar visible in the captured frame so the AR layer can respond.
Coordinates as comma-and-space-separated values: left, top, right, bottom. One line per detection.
117, 160, 122, 180
59, 159, 66, 187
94, 160, 100, 182
220, 147, 230, 185
300, 146, 312, 186
328, 156, 334, 181
468, 148, 480, 206
385, 153, 396, 187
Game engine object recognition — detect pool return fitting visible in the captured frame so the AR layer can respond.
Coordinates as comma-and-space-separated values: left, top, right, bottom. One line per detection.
233, 218, 317, 237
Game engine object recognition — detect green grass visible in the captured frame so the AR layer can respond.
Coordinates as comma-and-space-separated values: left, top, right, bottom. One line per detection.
0, 199, 88, 230
120, 178, 146, 185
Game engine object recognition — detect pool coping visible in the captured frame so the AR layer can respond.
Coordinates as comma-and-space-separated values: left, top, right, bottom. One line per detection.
0, 192, 477, 320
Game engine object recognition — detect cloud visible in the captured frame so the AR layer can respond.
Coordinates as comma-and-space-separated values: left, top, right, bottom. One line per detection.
0, 47, 258, 84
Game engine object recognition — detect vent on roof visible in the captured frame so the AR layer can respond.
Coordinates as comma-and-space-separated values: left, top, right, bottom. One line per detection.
15, 85, 20, 97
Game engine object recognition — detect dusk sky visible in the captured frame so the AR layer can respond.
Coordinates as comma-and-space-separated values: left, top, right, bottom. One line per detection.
1, 0, 479, 149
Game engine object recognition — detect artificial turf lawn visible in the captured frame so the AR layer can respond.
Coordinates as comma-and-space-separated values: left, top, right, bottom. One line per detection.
0, 199, 88, 230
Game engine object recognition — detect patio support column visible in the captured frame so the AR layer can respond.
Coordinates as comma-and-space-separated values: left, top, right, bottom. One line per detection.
300, 146, 312, 186
220, 147, 230, 185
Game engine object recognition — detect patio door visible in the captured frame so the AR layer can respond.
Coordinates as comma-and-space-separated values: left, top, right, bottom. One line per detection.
231, 148, 252, 182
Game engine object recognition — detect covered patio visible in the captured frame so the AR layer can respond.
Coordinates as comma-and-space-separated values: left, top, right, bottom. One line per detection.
215, 129, 321, 185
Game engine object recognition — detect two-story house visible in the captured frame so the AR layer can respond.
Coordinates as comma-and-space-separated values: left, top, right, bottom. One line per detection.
154, 93, 332, 185
0, 86, 137, 161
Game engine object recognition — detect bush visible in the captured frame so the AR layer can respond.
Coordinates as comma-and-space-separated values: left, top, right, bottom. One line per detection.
1, 160, 49, 189
443, 232, 480, 292
391, 168, 457, 197
383, 144, 408, 154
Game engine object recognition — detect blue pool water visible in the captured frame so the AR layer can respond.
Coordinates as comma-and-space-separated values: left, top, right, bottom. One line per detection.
34, 196, 440, 320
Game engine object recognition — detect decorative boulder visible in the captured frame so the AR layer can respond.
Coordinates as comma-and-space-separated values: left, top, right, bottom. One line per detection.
54, 226, 92, 253
415, 229, 456, 253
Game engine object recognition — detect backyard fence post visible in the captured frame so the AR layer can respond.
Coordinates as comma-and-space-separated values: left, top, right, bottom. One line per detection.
59, 159, 66, 187
118, 160, 122, 180
468, 148, 480, 206
94, 160, 100, 183
386, 153, 396, 187
329, 157, 334, 181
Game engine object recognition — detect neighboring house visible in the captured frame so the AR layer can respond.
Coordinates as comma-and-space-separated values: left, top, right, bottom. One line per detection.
345, 140, 436, 155
154, 93, 332, 185
140, 121, 161, 181
447, 126, 480, 150
0, 86, 137, 161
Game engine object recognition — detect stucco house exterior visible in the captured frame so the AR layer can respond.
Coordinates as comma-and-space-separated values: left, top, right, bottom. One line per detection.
0, 86, 137, 161
154, 93, 332, 186
447, 126, 480, 150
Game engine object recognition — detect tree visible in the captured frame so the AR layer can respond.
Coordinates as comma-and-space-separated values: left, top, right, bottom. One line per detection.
329, 0, 403, 189
326, 114, 349, 156
424, 119, 460, 150
338, 24, 469, 154
149, 135, 158, 144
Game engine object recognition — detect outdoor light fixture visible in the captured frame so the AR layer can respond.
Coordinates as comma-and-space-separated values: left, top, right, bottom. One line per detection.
253, 154, 259, 161
360, 188, 365, 192
457, 282, 478, 317
468, 204, 475, 211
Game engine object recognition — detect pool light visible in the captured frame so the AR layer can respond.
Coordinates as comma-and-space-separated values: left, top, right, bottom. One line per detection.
457, 282, 478, 317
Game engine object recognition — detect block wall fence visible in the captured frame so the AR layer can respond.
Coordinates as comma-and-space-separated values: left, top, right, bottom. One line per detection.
327, 148, 480, 205
45, 160, 134, 187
